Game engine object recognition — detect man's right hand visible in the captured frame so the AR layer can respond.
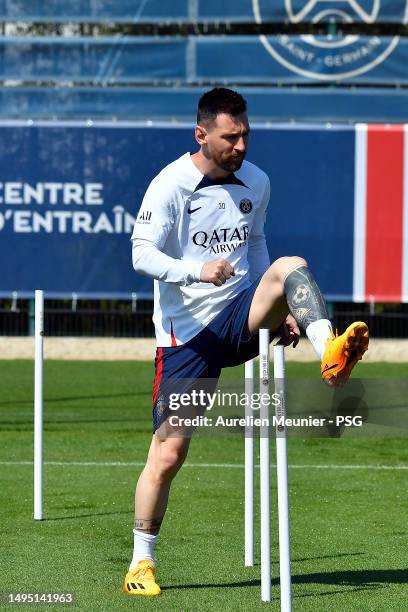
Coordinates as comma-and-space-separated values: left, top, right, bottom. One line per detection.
200, 259, 235, 286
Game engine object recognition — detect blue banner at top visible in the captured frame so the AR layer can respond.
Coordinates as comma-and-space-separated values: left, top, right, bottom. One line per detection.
0, 0, 407, 23
253, 0, 408, 24
3, 35, 408, 85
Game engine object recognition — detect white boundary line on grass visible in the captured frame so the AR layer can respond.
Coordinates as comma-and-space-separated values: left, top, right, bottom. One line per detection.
1, 461, 408, 470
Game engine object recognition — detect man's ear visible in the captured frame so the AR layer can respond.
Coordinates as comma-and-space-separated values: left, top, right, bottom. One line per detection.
195, 124, 207, 146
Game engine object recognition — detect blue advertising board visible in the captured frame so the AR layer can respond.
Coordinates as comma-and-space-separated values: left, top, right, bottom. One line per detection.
0, 121, 358, 300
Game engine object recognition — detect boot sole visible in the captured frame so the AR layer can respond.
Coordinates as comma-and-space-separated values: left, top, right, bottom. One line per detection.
322, 322, 369, 386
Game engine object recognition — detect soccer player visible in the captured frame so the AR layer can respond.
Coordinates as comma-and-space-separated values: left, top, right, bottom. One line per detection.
124, 88, 369, 596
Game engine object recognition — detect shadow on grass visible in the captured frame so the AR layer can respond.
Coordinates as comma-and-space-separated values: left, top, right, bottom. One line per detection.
0, 420, 150, 428
0, 391, 150, 407
294, 585, 387, 599
252, 551, 365, 567
292, 569, 408, 586
43, 510, 132, 521
162, 568, 408, 594
292, 551, 365, 563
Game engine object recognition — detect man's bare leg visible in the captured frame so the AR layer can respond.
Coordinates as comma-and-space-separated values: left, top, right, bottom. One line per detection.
124, 433, 191, 596
248, 255, 332, 354
130, 434, 191, 565
248, 255, 368, 384
248, 256, 318, 333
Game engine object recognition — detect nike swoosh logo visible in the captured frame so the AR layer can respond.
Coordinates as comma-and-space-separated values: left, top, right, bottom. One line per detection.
322, 363, 338, 373
187, 206, 201, 214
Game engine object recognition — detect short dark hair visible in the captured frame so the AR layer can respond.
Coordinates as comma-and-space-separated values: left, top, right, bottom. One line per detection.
197, 88, 247, 126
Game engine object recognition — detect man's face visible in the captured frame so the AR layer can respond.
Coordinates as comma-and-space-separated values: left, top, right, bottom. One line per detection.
199, 112, 250, 173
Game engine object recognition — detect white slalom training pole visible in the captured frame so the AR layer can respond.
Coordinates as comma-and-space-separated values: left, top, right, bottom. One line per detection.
273, 345, 292, 612
259, 328, 271, 602
34, 289, 44, 520
244, 359, 254, 567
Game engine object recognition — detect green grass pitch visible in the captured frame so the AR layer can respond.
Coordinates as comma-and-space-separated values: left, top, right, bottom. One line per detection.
1, 359, 408, 611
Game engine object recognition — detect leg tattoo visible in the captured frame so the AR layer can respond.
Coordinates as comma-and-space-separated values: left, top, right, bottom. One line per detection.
284, 266, 329, 330
134, 517, 163, 535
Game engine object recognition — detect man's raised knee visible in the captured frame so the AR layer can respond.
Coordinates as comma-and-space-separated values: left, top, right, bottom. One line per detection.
271, 256, 307, 283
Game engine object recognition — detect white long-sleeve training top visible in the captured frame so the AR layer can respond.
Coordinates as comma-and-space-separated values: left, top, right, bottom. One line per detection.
131, 152, 270, 346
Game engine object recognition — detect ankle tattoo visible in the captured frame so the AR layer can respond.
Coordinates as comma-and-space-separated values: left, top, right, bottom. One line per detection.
134, 517, 163, 535
284, 266, 328, 330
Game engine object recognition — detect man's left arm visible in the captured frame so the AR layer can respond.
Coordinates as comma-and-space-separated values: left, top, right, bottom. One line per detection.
248, 176, 299, 346
247, 176, 270, 282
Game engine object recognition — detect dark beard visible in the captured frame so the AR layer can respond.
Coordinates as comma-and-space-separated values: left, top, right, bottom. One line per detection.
218, 155, 245, 173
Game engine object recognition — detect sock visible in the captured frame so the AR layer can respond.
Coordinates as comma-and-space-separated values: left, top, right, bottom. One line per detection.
129, 529, 157, 570
306, 319, 333, 360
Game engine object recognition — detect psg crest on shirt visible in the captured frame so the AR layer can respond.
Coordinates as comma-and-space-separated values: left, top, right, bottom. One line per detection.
240, 198, 253, 214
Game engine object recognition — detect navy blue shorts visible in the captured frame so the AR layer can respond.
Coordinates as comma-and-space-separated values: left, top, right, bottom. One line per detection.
152, 276, 275, 432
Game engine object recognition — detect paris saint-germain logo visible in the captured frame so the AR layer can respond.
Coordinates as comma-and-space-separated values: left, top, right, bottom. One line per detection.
240, 198, 253, 213
252, 1, 408, 80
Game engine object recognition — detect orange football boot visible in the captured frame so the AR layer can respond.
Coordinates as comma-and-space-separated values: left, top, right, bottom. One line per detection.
321, 321, 369, 386
123, 560, 161, 596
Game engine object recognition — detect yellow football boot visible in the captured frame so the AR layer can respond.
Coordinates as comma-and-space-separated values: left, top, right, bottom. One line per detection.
321, 321, 369, 386
123, 560, 161, 596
